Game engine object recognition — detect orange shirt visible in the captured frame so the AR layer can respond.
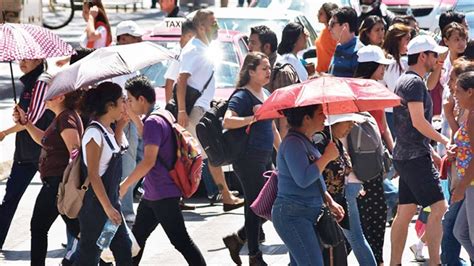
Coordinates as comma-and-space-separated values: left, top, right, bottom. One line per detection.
315, 27, 338, 73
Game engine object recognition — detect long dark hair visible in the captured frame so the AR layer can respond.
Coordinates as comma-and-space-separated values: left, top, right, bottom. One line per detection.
277, 22, 304, 55
458, 71, 474, 91
382, 23, 411, 73
354, 61, 380, 79
282, 104, 321, 128
81, 82, 122, 117
359, 15, 385, 46
236, 52, 268, 88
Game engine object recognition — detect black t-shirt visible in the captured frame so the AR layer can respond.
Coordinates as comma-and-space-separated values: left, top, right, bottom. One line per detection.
393, 71, 433, 160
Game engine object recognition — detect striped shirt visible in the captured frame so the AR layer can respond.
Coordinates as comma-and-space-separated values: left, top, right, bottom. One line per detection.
329, 37, 364, 78
27, 78, 49, 125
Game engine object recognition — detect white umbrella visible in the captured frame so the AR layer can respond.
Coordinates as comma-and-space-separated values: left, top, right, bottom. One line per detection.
45, 41, 175, 100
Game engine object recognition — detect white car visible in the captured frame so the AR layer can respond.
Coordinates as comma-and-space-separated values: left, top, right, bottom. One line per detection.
382, 0, 457, 32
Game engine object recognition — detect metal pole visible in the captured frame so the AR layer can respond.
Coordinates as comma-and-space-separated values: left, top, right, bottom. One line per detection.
9, 61, 17, 104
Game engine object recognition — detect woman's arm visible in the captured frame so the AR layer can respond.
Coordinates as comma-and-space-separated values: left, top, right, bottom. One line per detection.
60, 128, 81, 153
272, 122, 281, 150
0, 124, 24, 141
222, 110, 253, 129
381, 113, 394, 153
444, 95, 459, 137
84, 6, 102, 41
24, 122, 45, 146
85, 140, 121, 225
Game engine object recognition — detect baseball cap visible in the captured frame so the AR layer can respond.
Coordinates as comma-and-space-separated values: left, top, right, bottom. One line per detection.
407, 35, 448, 55
325, 113, 367, 126
116, 21, 144, 37
357, 45, 395, 65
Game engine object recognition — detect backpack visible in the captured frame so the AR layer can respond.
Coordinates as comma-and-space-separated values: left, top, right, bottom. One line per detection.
347, 112, 385, 182
152, 109, 203, 199
57, 122, 109, 219
195, 89, 258, 167
268, 62, 300, 93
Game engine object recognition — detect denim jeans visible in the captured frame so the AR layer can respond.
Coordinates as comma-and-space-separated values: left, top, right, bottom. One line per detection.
272, 197, 323, 266
441, 199, 467, 266
343, 183, 377, 266
0, 161, 38, 248
454, 186, 474, 260
201, 159, 218, 197
121, 123, 139, 219
383, 177, 398, 220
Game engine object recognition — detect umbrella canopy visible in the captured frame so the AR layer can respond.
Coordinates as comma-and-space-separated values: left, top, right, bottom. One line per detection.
255, 77, 401, 120
0, 23, 74, 61
45, 41, 175, 100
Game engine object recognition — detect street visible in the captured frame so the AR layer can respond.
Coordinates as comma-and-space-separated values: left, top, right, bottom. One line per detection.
0, 1, 471, 265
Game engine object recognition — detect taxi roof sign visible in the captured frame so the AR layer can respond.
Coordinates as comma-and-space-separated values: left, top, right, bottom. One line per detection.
152, 18, 187, 36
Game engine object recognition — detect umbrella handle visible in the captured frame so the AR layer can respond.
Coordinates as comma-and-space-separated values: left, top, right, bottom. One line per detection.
9, 61, 17, 104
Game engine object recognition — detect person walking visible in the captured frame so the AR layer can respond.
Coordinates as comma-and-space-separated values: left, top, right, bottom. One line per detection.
359, 15, 386, 47
221, 52, 281, 265
75, 82, 132, 265
0, 59, 54, 250
451, 71, 474, 262
276, 22, 310, 82
272, 104, 344, 266
328, 6, 364, 78
315, 2, 339, 73
175, 10, 244, 211
354, 45, 395, 265
80, 0, 112, 49
121, 75, 206, 266
390, 35, 450, 266
14, 91, 83, 266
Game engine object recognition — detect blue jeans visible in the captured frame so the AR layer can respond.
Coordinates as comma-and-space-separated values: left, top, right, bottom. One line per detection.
442, 199, 467, 265
383, 178, 398, 220
343, 183, 377, 266
121, 122, 139, 219
202, 159, 218, 197
272, 197, 323, 266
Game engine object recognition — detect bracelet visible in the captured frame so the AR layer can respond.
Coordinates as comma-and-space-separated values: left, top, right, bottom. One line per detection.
178, 110, 186, 113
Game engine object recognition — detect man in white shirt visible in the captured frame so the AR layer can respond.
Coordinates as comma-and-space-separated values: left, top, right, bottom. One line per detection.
175, 10, 244, 211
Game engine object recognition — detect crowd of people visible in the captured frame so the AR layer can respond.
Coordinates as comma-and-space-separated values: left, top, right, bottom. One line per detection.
1, 0, 474, 265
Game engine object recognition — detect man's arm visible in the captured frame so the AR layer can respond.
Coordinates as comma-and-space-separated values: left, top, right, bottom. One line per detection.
176, 73, 191, 127
408, 102, 449, 146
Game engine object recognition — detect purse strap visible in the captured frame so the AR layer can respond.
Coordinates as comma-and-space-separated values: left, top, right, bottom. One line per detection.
289, 131, 328, 204
200, 71, 215, 94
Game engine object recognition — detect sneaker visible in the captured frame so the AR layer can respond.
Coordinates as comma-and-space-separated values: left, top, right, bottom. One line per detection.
208, 190, 240, 205
409, 244, 426, 262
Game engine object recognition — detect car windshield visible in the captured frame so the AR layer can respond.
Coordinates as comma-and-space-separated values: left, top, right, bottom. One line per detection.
139, 40, 240, 88
455, 0, 474, 13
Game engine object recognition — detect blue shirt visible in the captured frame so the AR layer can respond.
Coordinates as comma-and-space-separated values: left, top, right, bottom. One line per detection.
276, 132, 326, 207
228, 89, 274, 152
329, 36, 363, 78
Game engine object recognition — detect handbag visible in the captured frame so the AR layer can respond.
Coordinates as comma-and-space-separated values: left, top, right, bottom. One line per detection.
165, 71, 214, 117
314, 178, 345, 248
250, 170, 278, 221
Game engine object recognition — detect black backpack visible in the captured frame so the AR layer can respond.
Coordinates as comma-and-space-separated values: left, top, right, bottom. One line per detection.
347, 112, 385, 182
196, 89, 258, 167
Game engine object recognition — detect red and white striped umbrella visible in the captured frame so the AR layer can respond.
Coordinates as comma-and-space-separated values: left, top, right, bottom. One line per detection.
0, 23, 74, 61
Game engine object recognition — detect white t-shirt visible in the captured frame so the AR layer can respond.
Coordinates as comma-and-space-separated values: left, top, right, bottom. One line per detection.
179, 38, 216, 110
82, 122, 127, 176
164, 58, 180, 82
383, 56, 408, 112
279, 53, 308, 82
80, 25, 108, 48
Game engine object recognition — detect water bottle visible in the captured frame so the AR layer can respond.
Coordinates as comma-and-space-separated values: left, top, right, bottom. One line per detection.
96, 219, 119, 250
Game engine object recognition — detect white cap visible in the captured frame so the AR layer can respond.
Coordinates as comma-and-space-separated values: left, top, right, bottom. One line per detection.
407, 35, 448, 55
325, 113, 367, 126
357, 45, 395, 65
116, 21, 144, 37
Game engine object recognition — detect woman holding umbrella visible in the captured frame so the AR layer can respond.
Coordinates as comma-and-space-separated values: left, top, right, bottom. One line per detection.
13, 90, 83, 265
353, 44, 395, 265
0, 59, 55, 250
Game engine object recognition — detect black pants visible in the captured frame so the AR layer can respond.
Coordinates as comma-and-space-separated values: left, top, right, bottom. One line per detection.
76, 191, 132, 266
0, 161, 38, 248
30, 176, 80, 266
233, 149, 272, 256
131, 197, 206, 266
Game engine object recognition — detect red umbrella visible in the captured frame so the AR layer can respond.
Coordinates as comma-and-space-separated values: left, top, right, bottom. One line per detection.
255, 77, 401, 120
0, 23, 74, 102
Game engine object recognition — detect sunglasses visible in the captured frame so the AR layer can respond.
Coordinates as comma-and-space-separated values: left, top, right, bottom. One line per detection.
424, 51, 439, 58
